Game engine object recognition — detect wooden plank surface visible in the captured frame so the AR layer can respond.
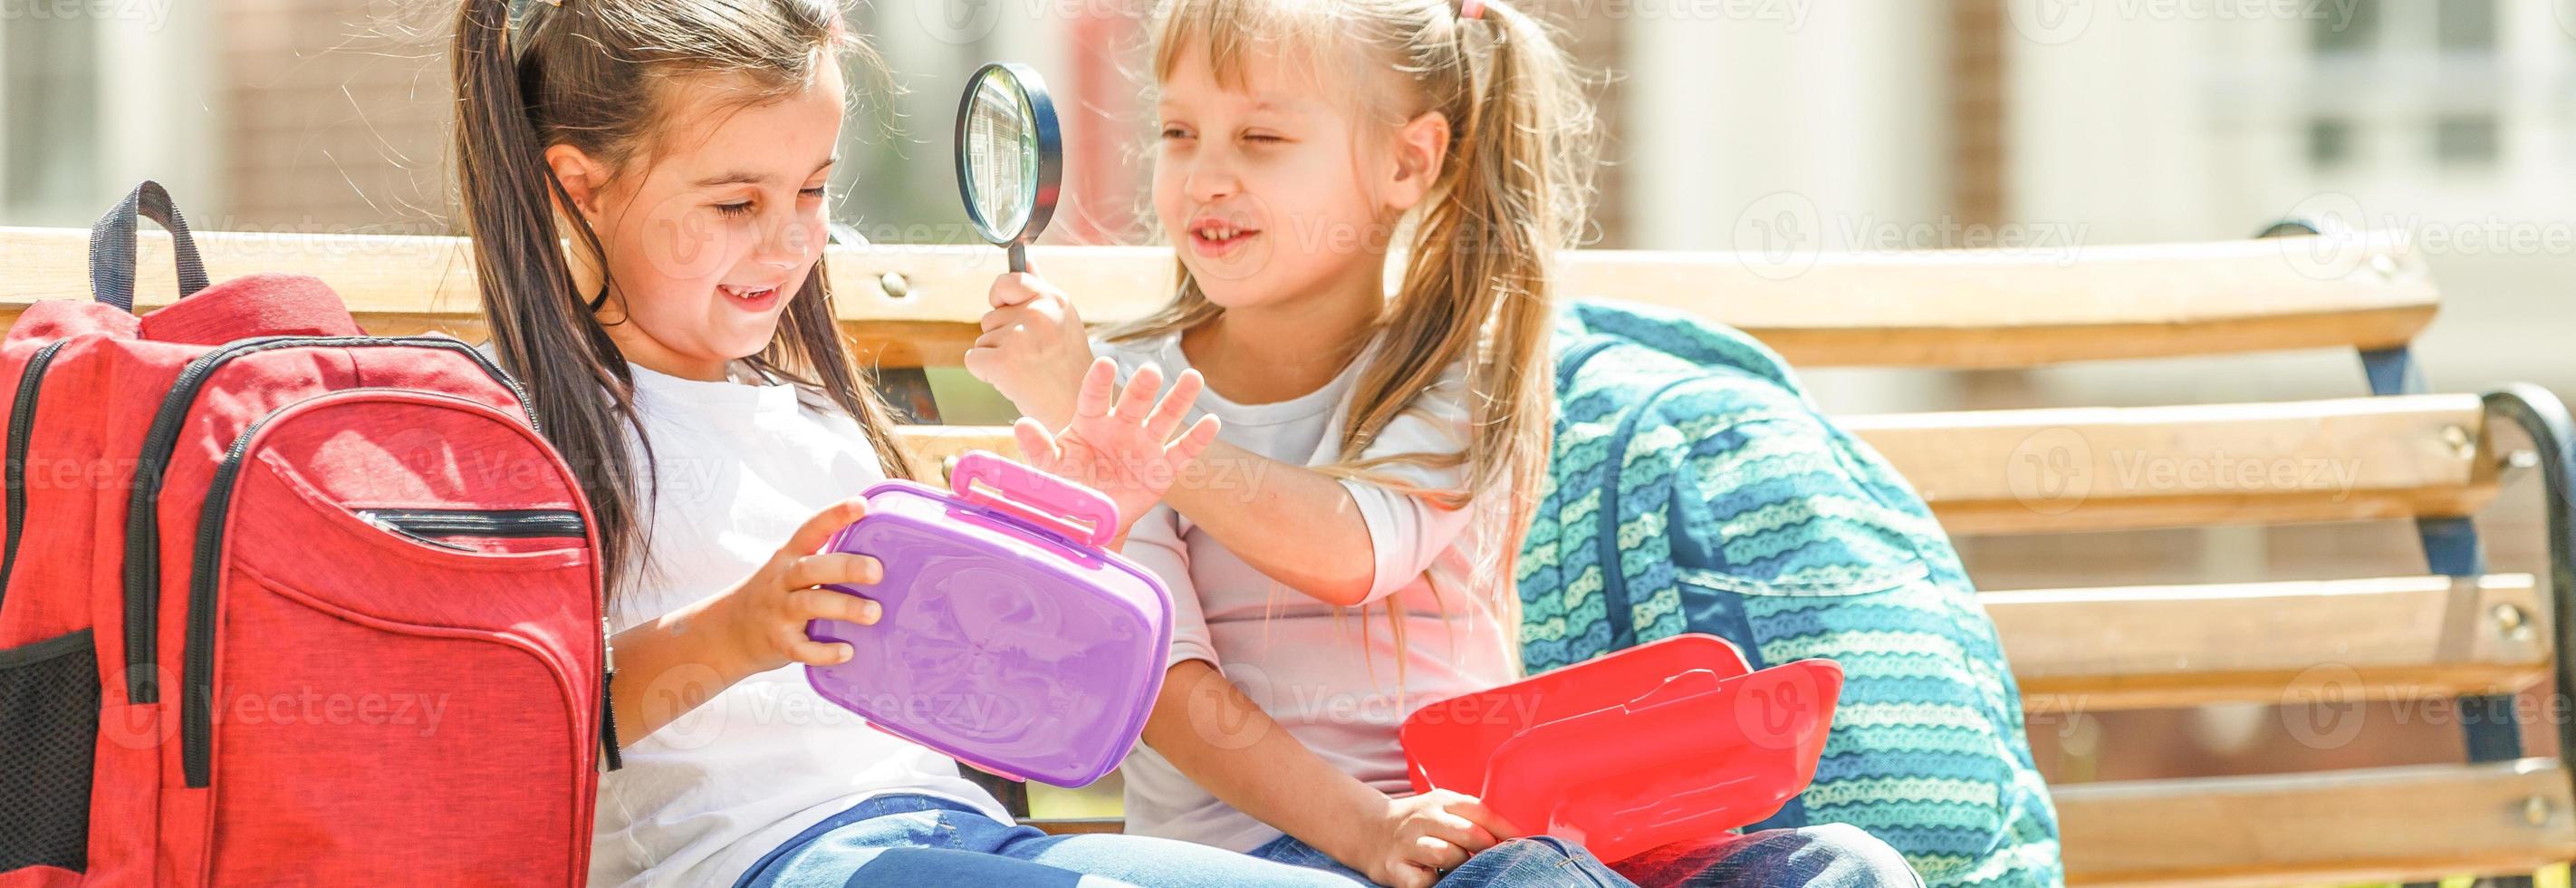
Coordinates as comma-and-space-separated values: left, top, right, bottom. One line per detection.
1841, 395, 2497, 535
899, 393, 2500, 536
2055, 759, 2576, 886
1987, 574, 2549, 712
0, 227, 2437, 369
900, 426, 1020, 472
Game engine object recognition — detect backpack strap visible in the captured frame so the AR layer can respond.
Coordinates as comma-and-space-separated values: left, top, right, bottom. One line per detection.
90, 181, 212, 314
1593, 377, 1695, 650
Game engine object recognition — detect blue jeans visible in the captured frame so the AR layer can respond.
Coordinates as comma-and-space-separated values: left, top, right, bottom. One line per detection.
732, 794, 1353, 888
1247, 824, 1921, 888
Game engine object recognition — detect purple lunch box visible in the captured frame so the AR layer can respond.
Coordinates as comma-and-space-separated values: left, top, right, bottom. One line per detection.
805, 450, 1174, 787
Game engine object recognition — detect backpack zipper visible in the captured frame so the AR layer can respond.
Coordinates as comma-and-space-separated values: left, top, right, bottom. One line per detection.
1, 339, 71, 603
355, 508, 589, 542
123, 336, 535, 702
600, 620, 621, 772
180, 407, 281, 788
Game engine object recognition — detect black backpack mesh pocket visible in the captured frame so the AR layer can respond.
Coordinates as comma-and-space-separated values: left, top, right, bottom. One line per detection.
0, 629, 99, 874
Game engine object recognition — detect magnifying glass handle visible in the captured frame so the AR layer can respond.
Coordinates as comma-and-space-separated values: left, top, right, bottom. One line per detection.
1008, 242, 1030, 274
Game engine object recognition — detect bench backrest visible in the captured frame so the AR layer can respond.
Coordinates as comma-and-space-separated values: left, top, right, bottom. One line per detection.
4, 224, 2566, 887
1, 227, 2435, 370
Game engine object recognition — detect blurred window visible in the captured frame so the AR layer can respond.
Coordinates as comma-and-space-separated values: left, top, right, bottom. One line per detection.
2, 14, 101, 226
2310, 0, 2379, 54
2434, 114, 2500, 165
2306, 119, 2355, 168
2435, 0, 2496, 53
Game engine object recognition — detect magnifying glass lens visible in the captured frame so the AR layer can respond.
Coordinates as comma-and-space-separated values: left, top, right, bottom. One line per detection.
954, 62, 1058, 273
967, 77, 1033, 236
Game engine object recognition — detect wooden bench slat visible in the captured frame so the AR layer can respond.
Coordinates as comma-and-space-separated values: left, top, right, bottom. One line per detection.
901, 426, 1018, 468
2055, 759, 2576, 886
900, 393, 2500, 536
0, 227, 2435, 369
1989, 574, 2548, 713
1557, 235, 2437, 368
1841, 395, 2498, 535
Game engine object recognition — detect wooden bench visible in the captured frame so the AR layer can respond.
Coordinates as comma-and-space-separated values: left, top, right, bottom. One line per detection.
6, 225, 2571, 887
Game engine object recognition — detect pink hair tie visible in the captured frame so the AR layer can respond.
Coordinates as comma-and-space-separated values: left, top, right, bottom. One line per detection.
1459, 0, 1485, 20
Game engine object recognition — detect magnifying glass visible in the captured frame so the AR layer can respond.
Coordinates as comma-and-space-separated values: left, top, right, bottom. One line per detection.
954, 62, 1062, 274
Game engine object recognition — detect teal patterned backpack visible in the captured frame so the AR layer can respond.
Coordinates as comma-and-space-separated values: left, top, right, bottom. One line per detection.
1517, 303, 2064, 887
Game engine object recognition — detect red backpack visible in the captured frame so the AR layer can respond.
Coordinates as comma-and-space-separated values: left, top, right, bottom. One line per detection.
0, 183, 614, 886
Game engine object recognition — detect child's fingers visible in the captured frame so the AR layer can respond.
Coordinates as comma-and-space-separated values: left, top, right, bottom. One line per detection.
782, 553, 883, 591
1114, 363, 1164, 423
1141, 369, 1204, 442
781, 632, 856, 667
1073, 357, 1120, 420
1445, 797, 1524, 841
1011, 417, 1062, 468
1407, 835, 1471, 873
787, 587, 882, 626
1163, 415, 1221, 466
777, 497, 869, 560
962, 346, 1000, 383
979, 304, 1018, 333
1421, 811, 1498, 854
987, 272, 1041, 309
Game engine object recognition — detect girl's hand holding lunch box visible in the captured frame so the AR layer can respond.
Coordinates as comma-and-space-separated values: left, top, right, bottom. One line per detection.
610, 498, 889, 743
707, 497, 889, 673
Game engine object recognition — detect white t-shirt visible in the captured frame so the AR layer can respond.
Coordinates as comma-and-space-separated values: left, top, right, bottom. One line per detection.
1102, 334, 1521, 854
584, 361, 1008, 887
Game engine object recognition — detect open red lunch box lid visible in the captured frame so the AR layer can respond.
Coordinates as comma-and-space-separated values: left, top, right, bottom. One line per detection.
1400, 633, 1843, 863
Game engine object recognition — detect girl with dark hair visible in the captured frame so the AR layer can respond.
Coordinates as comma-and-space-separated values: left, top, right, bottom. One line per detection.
450, 1, 1349, 884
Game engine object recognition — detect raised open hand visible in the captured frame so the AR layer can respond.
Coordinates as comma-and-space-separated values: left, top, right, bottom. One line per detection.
1011, 357, 1221, 542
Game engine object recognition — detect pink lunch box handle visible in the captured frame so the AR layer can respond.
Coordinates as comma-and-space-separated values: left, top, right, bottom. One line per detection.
950, 450, 1120, 548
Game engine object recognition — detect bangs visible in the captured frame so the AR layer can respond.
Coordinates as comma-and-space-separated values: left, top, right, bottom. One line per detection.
1151, 0, 1370, 96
